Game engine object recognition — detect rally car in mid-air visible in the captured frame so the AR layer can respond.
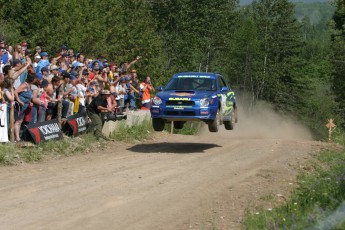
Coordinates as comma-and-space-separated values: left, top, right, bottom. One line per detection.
150, 72, 238, 132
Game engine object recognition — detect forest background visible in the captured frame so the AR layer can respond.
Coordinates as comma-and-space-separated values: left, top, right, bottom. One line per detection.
0, 0, 344, 140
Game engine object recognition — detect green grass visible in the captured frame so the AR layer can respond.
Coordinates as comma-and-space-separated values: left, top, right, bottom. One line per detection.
164, 121, 202, 135
0, 133, 99, 166
110, 119, 201, 142
243, 146, 345, 229
110, 118, 155, 143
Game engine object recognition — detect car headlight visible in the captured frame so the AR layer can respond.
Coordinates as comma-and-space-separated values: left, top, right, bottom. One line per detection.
200, 98, 209, 107
152, 96, 162, 105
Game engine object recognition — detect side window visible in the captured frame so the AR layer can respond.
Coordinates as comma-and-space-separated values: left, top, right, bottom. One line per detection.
217, 76, 226, 90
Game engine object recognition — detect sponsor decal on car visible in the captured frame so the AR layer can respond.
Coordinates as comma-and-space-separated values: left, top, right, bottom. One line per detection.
171, 92, 195, 97
168, 97, 192, 101
176, 75, 212, 78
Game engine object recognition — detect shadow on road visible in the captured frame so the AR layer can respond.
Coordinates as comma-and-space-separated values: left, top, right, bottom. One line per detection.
127, 142, 222, 154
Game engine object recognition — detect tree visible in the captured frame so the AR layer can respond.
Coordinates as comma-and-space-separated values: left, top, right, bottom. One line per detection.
331, 0, 345, 128
150, 0, 238, 79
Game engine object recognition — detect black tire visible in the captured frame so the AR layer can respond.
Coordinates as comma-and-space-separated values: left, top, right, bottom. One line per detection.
208, 110, 220, 132
152, 118, 165, 131
224, 107, 235, 130
224, 120, 234, 130
173, 121, 184, 129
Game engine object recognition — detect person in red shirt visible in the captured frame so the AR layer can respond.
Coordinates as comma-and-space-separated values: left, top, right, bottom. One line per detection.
139, 76, 155, 109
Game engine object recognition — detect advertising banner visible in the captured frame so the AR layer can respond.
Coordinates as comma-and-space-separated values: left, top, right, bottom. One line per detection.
63, 112, 88, 137
25, 119, 63, 144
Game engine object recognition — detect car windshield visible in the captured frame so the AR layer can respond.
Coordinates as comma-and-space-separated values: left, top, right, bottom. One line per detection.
164, 77, 217, 91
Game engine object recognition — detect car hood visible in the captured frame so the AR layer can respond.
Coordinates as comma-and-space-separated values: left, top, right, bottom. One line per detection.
156, 90, 215, 100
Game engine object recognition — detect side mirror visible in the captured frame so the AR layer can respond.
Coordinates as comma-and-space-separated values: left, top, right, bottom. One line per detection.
157, 86, 164, 91
221, 86, 229, 93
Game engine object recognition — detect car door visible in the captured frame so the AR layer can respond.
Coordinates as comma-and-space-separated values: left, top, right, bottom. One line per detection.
217, 76, 234, 118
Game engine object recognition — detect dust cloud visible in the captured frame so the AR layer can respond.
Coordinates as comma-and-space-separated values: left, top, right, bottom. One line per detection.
200, 100, 313, 140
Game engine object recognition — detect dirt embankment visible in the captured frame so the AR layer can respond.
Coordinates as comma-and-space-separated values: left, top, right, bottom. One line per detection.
0, 103, 322, 230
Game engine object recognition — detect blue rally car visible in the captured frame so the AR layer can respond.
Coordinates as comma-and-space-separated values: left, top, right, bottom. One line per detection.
150, 72, 238, 132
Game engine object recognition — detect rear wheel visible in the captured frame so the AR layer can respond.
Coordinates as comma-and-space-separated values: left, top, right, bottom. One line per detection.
173, 121, 184, 129
224, 108, 235, 130
152, 118, 165, 131
224, 120, 234, 130
208, 110, 220, 132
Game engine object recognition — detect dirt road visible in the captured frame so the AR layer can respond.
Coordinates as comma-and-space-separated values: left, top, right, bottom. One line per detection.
0, 107, 321, 230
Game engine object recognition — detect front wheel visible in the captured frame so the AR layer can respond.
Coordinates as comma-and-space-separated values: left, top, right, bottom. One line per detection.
208, 110, 220, 132
152, 118, 165, 131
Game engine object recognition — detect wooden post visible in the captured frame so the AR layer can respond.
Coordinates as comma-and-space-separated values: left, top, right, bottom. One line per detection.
10, 102, 15, 143
57, 81, 64, 128
171, 121, 174, 134
326, 119, 336, 142
10, 89, 15, 143
57, 98, 62, 128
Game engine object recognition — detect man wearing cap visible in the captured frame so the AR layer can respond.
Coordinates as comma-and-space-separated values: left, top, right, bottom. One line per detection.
33, 54, 41, 69
86, 90, 114, 141
0, 41, 10, 68
50, 65, 59, 77
35, 51, 50, 74
41, 66, 51, 82
60, 45, 68, 56
12, 58, 32, 89
21, 42, 28, 52
0, 47, 7, 73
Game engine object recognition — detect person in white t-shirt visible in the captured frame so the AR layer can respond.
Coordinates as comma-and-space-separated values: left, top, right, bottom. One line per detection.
115, 77, 127, 112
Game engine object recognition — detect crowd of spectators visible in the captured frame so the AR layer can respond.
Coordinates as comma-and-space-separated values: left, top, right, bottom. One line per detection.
0, 41, 155, 142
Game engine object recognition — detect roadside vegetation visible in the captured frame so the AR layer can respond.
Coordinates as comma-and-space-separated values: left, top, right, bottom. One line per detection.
164, 121, 202, 135
0, 118, 200, 166
110, 118, 154, 143
0, 133, 100, 166
244, 133, 345, 229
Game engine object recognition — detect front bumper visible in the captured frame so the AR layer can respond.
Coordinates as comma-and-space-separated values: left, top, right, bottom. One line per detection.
150, 105, 217, 121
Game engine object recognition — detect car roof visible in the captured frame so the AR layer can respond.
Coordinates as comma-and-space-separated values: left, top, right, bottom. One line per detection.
173, 72, 220, 79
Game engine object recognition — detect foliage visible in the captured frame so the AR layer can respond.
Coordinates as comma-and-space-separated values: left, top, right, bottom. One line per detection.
151, 0, 239, 81
244, 147, 345, 229
330, 0, 345, 130
0, 0, 163, 82
0, 134, 98, 165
